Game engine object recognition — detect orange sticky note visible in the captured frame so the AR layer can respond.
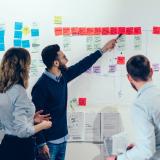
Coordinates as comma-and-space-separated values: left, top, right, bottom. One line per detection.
102, 27, 110, 35
63, 27, 71, 35
117, 56, 125, 64
94, 27, 102, 35
78, 98, 87, 106
134, 27, 142, 35
110, 27, 118, 35
79, 27, 87, 35
118, 27, 126, 34
87, 28, 95, 35
126, 27, 134, 35
54, 27, 63, 36
71, 27, 79, 35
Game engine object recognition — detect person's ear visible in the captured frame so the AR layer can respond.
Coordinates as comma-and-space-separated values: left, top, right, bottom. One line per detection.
127, 74, 133, 82
149, 68, 153, 77
53, 60, 59, 67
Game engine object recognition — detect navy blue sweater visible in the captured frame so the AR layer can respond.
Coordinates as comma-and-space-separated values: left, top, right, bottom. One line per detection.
31, 50, 102, 145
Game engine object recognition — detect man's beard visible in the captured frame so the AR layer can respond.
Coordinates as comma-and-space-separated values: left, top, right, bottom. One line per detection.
58, 63, 67, 72
130, 82, 138, 91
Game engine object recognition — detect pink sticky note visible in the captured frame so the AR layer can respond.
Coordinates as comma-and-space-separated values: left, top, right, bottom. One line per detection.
94, 27, 102, 35
102, 27, 110, 35
78, 98, 87, 106
134, 27, 142, 35
87, 28, 95, 35
118, 27, 126, 34
54, 27, 62, 36
71, 27, 79, 35
117, 56, 125, 64
153, 26, 160, 34
79, 27, 87, 35
110, 27, 118, 35
63, 27, 71, 35
126, 27, 134, 35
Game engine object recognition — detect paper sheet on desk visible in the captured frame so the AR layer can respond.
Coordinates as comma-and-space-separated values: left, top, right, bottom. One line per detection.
104, 132, 128, 156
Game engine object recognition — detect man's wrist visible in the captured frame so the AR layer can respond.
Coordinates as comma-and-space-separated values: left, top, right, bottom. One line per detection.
99, 48, 106, 55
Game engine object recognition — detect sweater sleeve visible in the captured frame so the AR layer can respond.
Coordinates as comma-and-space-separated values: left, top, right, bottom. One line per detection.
31, 84, 47, 145
64, 50, 102, 82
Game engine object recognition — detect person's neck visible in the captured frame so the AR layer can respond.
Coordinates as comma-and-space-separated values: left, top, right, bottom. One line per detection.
136, 79, 152, 91
48, 67, 61, 77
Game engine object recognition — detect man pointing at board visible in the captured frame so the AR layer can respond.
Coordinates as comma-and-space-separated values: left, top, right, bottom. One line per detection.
31, 38, 116, 160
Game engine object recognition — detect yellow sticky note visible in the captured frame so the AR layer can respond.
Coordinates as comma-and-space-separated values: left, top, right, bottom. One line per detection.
54, 16, 62, 24
23, 26, 30, 36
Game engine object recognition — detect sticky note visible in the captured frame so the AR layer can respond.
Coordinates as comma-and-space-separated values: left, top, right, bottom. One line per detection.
78, 98, 87, 106
71, 27, 79, 35
110, 27, 118, 35
31, 29, 39, 37
63, 27, 71, 35
54, 27, 62, 36
15, 22, 23, 30
134, 27, 142, 35
0, 37, 4, 43
153, 26, 160, 34
93, 65, 101, 73
0, 44, 5, 51
102, 27, 110, 35
152, 63, 159, 71
126, 27, 134, 35
14, 39, 21, 47
87, 28, 95, 35
22, 26, 30, 36
117, 56, 125, 64
54, 16, 62, 24
79, 27, 87, 35
14, 31, 22, 39
109, 64, 116, 73
0, 30, 5, 38
118, 27, 126, 34
86, 67, 92, 73
22, 40, 30, 48
94, 27, 102, 35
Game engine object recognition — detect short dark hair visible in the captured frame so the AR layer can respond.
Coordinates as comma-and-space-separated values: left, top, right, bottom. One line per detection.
41, 44, 60, 69
126, 55, 151, 81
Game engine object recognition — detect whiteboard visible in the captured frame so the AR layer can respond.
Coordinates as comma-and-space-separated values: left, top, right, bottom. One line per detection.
1, 0, 160, 159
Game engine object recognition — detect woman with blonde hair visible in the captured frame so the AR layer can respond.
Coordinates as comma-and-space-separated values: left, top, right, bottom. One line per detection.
0, 48, 52, 160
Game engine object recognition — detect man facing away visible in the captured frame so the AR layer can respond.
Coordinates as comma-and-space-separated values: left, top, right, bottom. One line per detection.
107, 55, 160, 160
31, 39, 116, 160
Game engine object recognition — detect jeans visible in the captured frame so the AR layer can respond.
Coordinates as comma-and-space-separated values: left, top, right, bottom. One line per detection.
47, 142, 67, 160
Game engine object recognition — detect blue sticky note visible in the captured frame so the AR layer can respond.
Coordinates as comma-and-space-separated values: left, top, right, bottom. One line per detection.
14, 39, 22, 47
14, 31, 22, 39
0, 37, 4, 43
31, 29, 39, 37
0, 30, 5, 38
0, 44, 5, 51
15, 22, 23, 30
22, 40, 30, 48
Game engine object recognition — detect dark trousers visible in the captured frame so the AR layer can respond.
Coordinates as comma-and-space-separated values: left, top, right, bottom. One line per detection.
0, 135, 35, 160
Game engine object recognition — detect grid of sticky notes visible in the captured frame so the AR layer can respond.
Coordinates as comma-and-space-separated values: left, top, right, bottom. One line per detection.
14, 22, 40, 49
54, 27, 142, 36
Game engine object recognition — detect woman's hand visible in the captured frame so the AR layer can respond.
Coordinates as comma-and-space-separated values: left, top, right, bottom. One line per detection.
34, 110, 51, 124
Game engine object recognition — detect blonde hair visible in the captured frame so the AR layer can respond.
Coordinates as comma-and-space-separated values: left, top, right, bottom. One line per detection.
0, 48, 31, 93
